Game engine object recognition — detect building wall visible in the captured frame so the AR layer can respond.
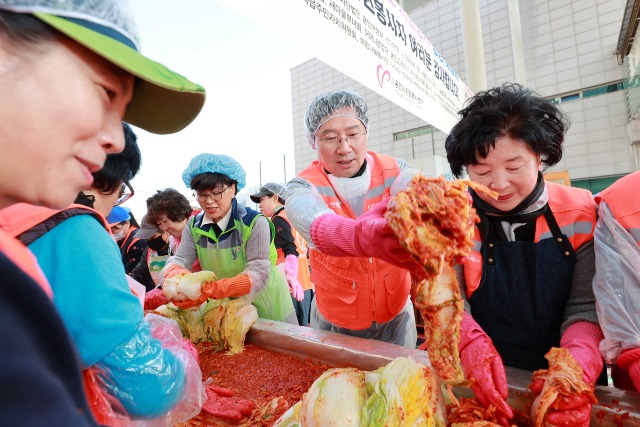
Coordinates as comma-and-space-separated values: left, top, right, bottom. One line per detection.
290, 0, 634, 182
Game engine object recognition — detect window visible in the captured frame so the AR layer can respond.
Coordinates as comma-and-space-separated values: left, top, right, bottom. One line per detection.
547, 80, 625, 104
560, 93, 581, 103
393, 125, 435, 141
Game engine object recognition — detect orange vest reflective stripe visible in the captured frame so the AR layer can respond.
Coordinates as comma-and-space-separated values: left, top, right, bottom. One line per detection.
464, 182, 596, 298
273, 208, 313, 291
119, 225, 141, 254
298, 151, 411, 329
595, 171, 640, 245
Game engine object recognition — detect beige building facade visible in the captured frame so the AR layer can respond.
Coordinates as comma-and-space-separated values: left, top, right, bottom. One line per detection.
290, 0, 637, 192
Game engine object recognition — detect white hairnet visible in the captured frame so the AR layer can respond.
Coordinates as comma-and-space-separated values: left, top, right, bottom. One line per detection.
304, 90, 368, 145
181, 153, 246, 191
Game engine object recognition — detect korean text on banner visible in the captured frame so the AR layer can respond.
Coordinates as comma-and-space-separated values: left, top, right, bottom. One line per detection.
220, 0, 472, 134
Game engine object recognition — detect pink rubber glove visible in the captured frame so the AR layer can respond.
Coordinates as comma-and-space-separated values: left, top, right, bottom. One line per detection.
144, 287, 168, 310
284, 254, 304, 302
459, 312, 513, 426
182, 338, 199, 364
310, 199, 426, 279
617, 348, 640, 393
163, 264, 190, 281
561, 322, 605, 386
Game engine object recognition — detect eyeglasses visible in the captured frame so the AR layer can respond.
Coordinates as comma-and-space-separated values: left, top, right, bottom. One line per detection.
194, 185, 229, 202
316, 130, 367, 148
114, 181, 134, 206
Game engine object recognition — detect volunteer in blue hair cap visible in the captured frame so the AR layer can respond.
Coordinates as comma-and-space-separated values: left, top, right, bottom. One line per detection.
162, 153, 297, 324
107, 205, 148, 274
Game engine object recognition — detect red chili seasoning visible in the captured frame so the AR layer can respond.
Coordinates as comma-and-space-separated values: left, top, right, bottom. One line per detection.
182, 344, 330, 426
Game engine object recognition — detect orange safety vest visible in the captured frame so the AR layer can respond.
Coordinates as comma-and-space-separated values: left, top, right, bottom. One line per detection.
0, 202, 135, 426
0, 202, 110, 244
0, 229, 52, 297
463, 182, 596, 298
272, 207, 313, 291
298, 151, 411, 330
595, 171, 640, 245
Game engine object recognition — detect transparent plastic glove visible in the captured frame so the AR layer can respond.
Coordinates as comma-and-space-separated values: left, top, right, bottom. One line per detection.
144, 287, 168, 311
284, 254, 304, 302
146, 314, 206, 425
618, 348, 640, 393
459, 312, 513, 426
310, 200, 425, 279
163, 264, 190, 281
173, 274, 252, 309
182, 338, 199, 365
561, 322, 605, 386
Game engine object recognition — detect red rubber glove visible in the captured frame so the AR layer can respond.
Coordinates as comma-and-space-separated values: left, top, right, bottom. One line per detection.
617, 347, 640, 393
284, 254, 304, 302
163, 264, 190, 281
202, 385, 255, 422
310, 199, 426, 279
530, 379, 591, 427
144, 287, 168, 310
459, 312, 513, 426
173, 274, 252, 308
527, 324, 603, 427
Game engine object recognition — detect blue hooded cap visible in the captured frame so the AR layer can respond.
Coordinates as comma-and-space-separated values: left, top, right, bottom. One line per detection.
182, 153, 246, 191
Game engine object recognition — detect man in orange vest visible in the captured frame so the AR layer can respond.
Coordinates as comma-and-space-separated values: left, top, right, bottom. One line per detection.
251, 182, 312, 326
593, 171, 640, 393
285, 90, 425, 348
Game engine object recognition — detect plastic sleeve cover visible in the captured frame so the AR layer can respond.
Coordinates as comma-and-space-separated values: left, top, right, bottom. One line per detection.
593, 202, 640, 363
94, 316, 188, 419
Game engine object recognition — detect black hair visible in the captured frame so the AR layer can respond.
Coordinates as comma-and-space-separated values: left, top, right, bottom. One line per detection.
190, 172, 238, 195
127, 210, 140, 228
90, 123, 142, 195
0, 10, 58, 50
146, 188, 193, 224
445, 83, 568, 178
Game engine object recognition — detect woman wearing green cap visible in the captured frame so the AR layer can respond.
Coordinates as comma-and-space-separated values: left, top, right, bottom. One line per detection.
162, 154, 296, 324
0, 0, 205, 425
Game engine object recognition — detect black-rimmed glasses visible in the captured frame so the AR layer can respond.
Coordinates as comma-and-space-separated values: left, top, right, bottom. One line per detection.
193, 185, 229, 202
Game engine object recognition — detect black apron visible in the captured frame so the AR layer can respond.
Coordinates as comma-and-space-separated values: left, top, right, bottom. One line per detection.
469, 207, 576, 371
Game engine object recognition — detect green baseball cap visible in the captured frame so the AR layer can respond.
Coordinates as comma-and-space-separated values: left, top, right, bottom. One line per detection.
0, 0, 206, 135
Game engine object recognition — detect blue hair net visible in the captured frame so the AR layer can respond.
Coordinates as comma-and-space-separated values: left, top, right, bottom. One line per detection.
304, 90, 369, 145
182, 153, 246, 191
106, 206, 130, 225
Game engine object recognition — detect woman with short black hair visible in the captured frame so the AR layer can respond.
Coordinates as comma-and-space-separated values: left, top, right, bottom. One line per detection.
445, 83, 603, 427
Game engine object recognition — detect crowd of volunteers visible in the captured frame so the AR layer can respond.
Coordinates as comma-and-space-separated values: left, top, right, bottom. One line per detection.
0, 0, 639, 426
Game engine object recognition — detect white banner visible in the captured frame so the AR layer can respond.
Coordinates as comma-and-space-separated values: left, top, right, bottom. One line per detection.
219, 0, 472, 134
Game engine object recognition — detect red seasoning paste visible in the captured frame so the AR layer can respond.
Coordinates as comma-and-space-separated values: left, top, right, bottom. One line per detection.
182, 343, 330, 426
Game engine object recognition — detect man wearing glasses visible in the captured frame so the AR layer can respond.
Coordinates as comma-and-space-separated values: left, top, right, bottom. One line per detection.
285, 90, 425, 349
